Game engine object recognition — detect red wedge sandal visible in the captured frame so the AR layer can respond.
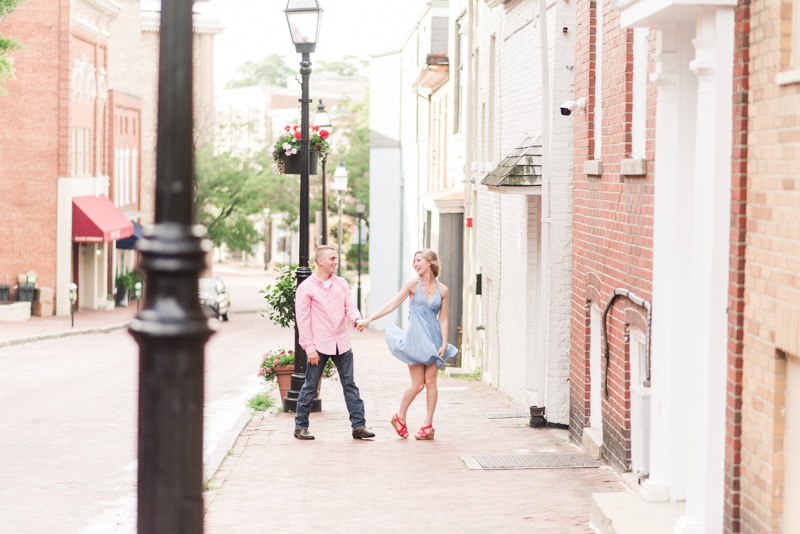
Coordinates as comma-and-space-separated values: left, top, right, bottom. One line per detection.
415, 424, 435, 440
391, 413, 409, 438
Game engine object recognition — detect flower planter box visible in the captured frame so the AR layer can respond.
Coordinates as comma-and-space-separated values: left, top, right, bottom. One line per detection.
283, 150, 319, 175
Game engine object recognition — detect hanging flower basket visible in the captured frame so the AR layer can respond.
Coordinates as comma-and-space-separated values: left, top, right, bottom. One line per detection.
269, 124, 331, 176
283, 150, 319, 175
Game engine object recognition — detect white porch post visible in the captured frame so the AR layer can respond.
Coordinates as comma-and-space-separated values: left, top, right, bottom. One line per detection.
644, 21, 698, 504
675, 7, 734, 534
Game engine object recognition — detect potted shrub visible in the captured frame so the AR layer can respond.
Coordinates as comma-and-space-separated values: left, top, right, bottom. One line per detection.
269, 124, 331, 176
114, 272, 130, 307
258, 348, 336, 402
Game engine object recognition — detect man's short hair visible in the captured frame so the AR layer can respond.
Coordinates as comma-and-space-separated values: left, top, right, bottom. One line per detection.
314, 245, 336, 263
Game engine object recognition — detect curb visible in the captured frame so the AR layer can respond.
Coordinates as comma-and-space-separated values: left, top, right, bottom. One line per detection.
0, 321, 131, 349
203, 404, 255, 480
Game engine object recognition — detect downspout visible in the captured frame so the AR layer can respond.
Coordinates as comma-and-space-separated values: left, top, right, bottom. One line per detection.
536, 0, 551, 403
464, 2, 474, 367
602, 288, 653, 399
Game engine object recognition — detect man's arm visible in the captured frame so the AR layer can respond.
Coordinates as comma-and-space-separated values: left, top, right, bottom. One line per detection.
342, 278, 362, 327
295, 285, 316, 355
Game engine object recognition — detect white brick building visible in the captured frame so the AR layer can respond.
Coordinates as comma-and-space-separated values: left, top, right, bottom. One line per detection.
466, 0, 576, 425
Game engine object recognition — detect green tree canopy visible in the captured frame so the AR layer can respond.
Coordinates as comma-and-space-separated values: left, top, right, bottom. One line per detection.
316, 55, 368, 77
226, 53, 294, 89
0, 0, 24, 93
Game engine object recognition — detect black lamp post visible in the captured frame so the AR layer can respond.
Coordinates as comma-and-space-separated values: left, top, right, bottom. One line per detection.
283, 0, 323, 414
313, 99, 332, 245
355, 203, 365, 311
128, 0, 215, 532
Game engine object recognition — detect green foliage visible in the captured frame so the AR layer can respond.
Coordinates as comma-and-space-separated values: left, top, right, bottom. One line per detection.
260, 264, 297, 329
338, 91, 370, 214
115, 270, 143, 293
247, 393, 275, 411
345, 243, 369, 275
194, 146, 267, 254
258, 347, 336, 383
226, 53, 293, 89
0, 0, 24, 94
316, 55, 368, 77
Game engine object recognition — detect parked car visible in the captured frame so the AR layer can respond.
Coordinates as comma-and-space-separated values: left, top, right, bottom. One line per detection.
199, 276, 231, 321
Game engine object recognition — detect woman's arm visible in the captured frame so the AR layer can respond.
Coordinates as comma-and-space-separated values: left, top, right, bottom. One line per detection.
437, 284, 449, 357
357, 279, 417, 330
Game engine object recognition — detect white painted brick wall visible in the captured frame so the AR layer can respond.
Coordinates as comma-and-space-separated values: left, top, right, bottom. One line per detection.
472, 0, 574, 425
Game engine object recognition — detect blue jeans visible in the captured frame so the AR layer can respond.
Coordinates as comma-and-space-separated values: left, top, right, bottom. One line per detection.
295, 349, 366, 430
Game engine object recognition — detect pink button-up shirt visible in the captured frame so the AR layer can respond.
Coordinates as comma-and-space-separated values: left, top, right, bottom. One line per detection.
296, 273, 362, 356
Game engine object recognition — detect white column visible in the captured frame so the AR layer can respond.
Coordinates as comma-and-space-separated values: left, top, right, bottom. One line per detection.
675, 7, 733, 534
643, 21, 698, 504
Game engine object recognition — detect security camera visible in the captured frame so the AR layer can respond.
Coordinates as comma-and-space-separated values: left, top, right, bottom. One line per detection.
559, 97, 585, 116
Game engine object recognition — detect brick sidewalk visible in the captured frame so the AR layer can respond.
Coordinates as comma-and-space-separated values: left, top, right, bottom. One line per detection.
203, 330, 624, 533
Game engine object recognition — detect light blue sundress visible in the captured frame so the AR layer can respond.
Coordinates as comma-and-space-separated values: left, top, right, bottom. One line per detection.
385, 278, 459, 369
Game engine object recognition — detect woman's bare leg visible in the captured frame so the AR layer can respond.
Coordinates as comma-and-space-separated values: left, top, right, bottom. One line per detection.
422, 363, 439, 427
398, 364, 426, 424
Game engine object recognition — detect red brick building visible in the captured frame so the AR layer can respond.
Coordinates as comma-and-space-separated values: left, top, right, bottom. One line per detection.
0, 0, 134, 315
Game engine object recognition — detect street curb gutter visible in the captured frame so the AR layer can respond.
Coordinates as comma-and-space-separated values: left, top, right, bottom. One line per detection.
0, 322, 132, 349
203, 405, 254, 480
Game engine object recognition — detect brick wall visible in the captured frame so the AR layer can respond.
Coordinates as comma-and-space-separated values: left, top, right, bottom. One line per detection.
739, 0, 797, 529
725, 0, 750, 530
570, 0, 655, 471
0, 0, 68, 295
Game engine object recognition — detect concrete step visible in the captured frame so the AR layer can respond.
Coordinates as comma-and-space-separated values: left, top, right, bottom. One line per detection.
582, 426, 603, 460
590, 492, 685, 534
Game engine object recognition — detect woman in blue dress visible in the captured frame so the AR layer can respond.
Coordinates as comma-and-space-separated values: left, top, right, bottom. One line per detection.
357, 249, 458, 440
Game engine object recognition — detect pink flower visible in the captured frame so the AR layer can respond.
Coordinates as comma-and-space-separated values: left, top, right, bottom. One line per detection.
285, 125, 291, 131
288, 350, 294, 354
265, 367, 271, 373
293, 125, 299, 131
294, 131, 301, 139
319, 130, 330, 140
312, 126, 320, 131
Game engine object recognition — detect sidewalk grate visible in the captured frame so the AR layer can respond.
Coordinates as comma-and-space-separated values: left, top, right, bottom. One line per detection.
484, 411, 529, 419
461, 453, 600, 470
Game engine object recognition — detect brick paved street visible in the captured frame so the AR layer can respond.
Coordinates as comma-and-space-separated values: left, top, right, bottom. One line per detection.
0, 270, 289, 534
204, 330, 625, 534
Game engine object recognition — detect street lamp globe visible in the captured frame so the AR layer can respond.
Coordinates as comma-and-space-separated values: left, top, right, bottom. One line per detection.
313, 99, 332, 132
333, 159, 349, 193
284, 0, 323, 54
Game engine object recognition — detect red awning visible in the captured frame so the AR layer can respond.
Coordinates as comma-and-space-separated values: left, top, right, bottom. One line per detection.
72, 195, 134, 243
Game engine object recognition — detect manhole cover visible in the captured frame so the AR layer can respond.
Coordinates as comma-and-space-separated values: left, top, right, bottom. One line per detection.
439, 386, 468, 392
460, 453, 600, 470
484, 411, 529, 419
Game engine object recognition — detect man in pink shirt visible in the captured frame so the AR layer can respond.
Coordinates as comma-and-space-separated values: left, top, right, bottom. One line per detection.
293, 245, 375, 440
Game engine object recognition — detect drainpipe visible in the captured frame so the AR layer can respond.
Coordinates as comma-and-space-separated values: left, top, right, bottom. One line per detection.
602, 288, 653, 398
463, 2, 474, 367
536, 0, 552, 403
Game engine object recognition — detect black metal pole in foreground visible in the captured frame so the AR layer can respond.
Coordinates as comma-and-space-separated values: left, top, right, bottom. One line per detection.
321, 156, 328, 245
129, 1, 214, 532
283, 53, 321, 413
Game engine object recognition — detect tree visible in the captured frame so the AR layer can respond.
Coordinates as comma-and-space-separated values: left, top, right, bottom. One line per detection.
0, 0, 24, 93
316, 55, 368, 77
226, 53, 293, 89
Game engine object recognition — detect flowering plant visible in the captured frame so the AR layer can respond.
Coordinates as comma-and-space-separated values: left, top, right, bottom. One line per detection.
258, 348, 337, 383
269, 124, 332, 175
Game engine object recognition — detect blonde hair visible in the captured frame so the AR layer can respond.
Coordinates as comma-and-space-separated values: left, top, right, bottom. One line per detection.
414, 249, 440, 278
314, 245, 336, 263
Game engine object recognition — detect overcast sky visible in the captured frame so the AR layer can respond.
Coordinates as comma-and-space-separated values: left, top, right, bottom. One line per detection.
202, 0, 429, 90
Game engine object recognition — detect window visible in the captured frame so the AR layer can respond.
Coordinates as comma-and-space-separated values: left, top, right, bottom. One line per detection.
131, 149, 138, 204
454, 19, 466, 134
124, 148, 131, 206
631, 28, 648, 160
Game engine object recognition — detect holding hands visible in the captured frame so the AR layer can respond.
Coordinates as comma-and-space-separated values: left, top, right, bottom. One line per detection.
356, 317, 372, 332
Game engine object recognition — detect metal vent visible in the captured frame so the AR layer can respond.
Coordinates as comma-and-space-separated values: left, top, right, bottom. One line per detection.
461, 453, 601, 470
484, 411, 530, 419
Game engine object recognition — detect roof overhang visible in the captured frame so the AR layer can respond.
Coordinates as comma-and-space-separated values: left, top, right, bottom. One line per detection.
73, 195, 134, 243
420, 186, 465, 214
413, 54, 450, 91
480, 137, 543, 194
